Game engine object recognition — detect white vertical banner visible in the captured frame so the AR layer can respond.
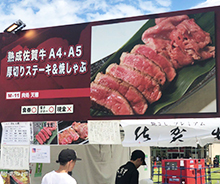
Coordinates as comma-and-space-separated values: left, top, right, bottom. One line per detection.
88, 120, 121, 144
121, 118, 220, 147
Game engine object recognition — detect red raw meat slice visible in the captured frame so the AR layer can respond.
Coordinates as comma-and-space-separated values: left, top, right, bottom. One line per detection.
131, 44, 176, 82
76, 123, 88, 139
106, 64, 162, 104
38, 131, 47, 142
142, 15, 189, 42
142, 37, 171, 59
67, 128, 80, 141
141, 15, 215, 69
198, 46, 215, 60
142, 20, 176, 41
72, 122, 88, 139
171, 19, 211, 50
91, 82, 134, 115
36, 134, 44, 145
40, 129, 50, 139
94, 73, 148, 114
168, 46, 194, 69
120, 52, 166, 86
58, 134, 68, 145
72, 121, 81, 131
155, 15, 189, 25
168, 18, 215, 68
43, 127, 52, 136
62, 129, 74, 144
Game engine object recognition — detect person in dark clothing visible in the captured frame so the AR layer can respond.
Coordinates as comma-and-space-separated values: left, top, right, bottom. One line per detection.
115, 150, 146, 184
213, 157, 219, 168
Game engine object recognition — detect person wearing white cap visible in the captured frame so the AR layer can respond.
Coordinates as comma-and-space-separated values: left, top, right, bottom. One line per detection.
115, 150, 146, 184
41, 148, 81, 184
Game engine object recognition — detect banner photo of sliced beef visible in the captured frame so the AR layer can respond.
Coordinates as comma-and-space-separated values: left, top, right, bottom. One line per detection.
57, 121, 88, 145
33, 121, 58, 145
90, 7, 218, 118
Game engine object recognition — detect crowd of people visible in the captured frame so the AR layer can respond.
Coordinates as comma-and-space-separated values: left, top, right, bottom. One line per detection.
205, 156, 220, 167
213, 156, 219, 168
40, 148, 148, 184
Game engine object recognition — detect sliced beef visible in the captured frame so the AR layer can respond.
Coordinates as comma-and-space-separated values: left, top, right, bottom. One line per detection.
59, 133, 68, 145
142, 21, 175, 41
199, 46, 215, 60
91, 82, 134, 115
94, 72, 148, 114
170, 18, 211, 50
73, 123, 88, 139
169, 18, 215, 68
120, 52, 166, 86
168, 46, 194, 69
38, 131, 47, 142
40, 129, 50, 139
142, 15, 215, 69
131, 44, 176, 82
43, 127, 52, 136
67, 128, 80, 141
142, 15, 189, 42
106, 63, 162, 104
61, 129, 74, 144
155, 15, 189, 25
72, 121, 81, 130
59, 128, 79, 145
72, 122, 88, 139
36, 134, 44, 145
142, 37, 171, 58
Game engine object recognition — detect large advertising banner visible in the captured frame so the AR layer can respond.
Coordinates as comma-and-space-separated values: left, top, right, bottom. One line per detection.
90, 8, 217, 118
0, 5, 219, 122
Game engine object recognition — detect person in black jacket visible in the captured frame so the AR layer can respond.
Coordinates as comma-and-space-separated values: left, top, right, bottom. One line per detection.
115, 150, 146, 184
213, 157, 219, 168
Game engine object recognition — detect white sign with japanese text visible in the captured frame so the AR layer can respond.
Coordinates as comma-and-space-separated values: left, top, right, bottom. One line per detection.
1, 122, 31, 145
121, 118, 220, 147
88, 120, 121, 144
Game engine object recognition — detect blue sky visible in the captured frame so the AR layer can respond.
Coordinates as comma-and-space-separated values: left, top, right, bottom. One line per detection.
0, 0, 219, 31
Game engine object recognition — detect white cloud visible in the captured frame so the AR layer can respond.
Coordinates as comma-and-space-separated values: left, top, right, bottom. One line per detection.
82, 0, 108, 12
192, 0, 220, 8
0, 0, 173, 31
0, 0, 86, 29
138, 0, 170, 14
86, 4, 142, 22
156, 0, 172, 7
